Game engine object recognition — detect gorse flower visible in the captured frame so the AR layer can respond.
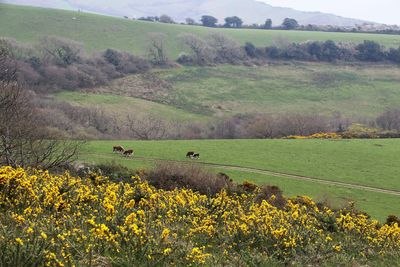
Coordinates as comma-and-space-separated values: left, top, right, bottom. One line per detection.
0, 166, 399, 266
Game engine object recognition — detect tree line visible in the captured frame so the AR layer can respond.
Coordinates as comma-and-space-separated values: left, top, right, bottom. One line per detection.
175, 33, 400, 65
134, 14, 400, 35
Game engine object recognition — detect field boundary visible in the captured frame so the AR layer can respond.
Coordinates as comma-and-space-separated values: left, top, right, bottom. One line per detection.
83, 153, 400, 196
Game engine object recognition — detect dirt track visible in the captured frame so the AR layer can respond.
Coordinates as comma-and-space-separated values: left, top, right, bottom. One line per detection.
84, 153, 400, 197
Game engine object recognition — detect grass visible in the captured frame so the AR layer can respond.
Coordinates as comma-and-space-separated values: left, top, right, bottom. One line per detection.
55, 91, 206, 122
160, 64, 400, 118
56, 63, 400, 120
80, 139, 400, 221
1, 3, 400, 58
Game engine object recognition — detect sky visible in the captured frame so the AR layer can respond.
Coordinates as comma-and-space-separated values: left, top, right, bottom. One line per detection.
262, 0, 399, 25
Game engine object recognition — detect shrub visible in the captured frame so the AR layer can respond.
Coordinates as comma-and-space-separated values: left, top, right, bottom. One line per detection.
145, 162, 236, 195
386, 215, 400, 226
1, 166, 399, 266
255, 185, 287, 209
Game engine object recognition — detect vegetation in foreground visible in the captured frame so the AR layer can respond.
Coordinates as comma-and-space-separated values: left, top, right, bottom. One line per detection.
1, 166, 399, 266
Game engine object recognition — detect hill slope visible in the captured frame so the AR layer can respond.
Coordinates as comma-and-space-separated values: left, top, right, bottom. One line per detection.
1, 4, 400, 58
3, 0, 368, 26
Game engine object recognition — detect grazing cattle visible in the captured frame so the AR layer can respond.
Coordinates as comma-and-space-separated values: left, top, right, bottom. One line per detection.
192, 153, 200, 159
186, 151, 195, 158
123, 149, 134, 157
113, 146, 125, 153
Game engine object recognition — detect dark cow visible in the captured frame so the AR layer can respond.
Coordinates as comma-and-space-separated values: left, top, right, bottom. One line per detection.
186, 151, 195, 158
192, 153, 200, 159
113, 146, 125, 153
123, 149, 134, 157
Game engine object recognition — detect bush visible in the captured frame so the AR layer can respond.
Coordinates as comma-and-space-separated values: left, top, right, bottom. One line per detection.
4, 38, 151, 93
145, 162, 236, 195
1, 166, 399, 266
255, 185, 287, 209
386, 215, 400, 226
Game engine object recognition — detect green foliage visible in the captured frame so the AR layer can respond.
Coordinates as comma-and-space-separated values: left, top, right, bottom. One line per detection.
264, 19, 272, 29
356, 40, 385, 61
224, 16, 243, 28
282, 18, 299, 30
200, 15, 218, 27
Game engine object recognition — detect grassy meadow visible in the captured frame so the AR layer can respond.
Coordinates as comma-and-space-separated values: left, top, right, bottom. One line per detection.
56, 63, 400, 120
80, 139, 400, 221
2, 3, 400, 58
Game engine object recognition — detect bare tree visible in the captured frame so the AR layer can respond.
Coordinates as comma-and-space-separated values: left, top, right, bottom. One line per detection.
0, 46, 81, 169
246, 115, 277, 138
376, 108, 400, 131
277, 114, 329, 136
127, 114, 169, 140
147, 32, 169, 65
208, 33, 246, 63
179, 33, 215, 65
39, 36, 83, 66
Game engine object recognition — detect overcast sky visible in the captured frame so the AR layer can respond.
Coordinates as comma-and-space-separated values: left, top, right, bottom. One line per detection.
262, 0, 399, 25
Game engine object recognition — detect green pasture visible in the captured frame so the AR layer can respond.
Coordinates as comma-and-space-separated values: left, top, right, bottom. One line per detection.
79, 139, 400, 221
2, 4, 400, 58
56, 63, 400, 120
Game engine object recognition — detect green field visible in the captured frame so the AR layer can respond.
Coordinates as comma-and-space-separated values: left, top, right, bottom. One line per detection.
56, 63, 400, 119
80, 139, 400, 221
2, 4, 400, 58
56, 91, 206, 122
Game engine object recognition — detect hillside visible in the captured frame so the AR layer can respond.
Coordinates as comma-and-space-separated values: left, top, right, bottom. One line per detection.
1, 4, 400, 58
3, 0, 368, 26
57, 63, 400, 121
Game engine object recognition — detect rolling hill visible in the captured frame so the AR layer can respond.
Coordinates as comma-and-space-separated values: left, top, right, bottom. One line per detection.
1, 4, 400, 59
3, 0, 369, 26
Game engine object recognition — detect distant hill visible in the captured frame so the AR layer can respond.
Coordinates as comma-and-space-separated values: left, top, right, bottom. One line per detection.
1, 4, 400, 59
3, 0, 369, 26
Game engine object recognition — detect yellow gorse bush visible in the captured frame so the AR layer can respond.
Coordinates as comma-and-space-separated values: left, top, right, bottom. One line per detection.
284, 132, 341, 139
0, 166, 399, 266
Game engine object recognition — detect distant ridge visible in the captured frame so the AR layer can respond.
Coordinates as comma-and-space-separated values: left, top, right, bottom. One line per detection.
2, 0, 370, 26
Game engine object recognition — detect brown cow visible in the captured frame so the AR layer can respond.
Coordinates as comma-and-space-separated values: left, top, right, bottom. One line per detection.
123, 149, 134, 157
113, 146, 125, 153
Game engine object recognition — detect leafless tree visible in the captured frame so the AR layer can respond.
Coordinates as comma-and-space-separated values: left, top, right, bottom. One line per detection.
39, 36, 83, 66
246, 114, 277, 138
0, 46, 82, 169
147, 32, 169, 65
277, 114, 329, 136
127, 114, 169, 140
208, 33, 246, 63
376, 108, 400, 131
179, 33, 215, 65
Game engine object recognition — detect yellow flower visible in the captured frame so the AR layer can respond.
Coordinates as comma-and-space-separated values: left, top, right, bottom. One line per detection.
333, 244, 342, 252
161, 228, 170, 240
41, 232, 48, 239
163, 248, 172, 255
15, 238, 24, 246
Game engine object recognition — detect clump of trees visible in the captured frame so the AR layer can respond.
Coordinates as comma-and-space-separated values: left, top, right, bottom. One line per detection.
1, 37, 150, 93
176, 32, 400, 66
200, 15, 218, 27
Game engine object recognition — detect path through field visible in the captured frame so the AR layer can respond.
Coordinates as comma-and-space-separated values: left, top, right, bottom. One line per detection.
86, 153, 400, 197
